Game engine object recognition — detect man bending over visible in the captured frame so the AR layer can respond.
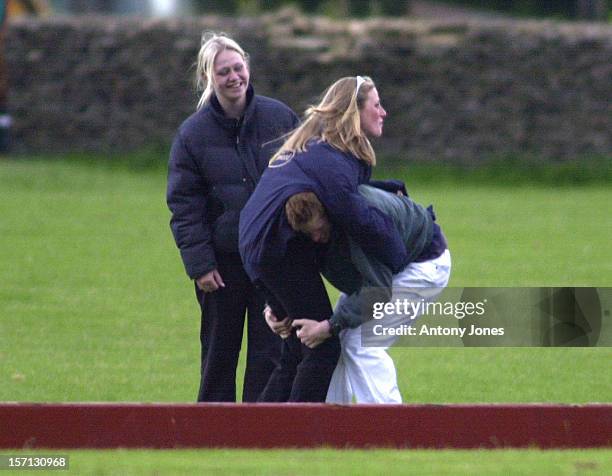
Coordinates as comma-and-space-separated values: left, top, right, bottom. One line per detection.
268, 184, 451, 403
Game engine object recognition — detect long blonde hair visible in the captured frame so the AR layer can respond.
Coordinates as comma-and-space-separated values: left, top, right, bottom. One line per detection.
270, 76, 377, 166
195, 32, 249, 110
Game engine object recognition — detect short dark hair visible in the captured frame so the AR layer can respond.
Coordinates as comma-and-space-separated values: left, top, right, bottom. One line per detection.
285, 192, 326, 231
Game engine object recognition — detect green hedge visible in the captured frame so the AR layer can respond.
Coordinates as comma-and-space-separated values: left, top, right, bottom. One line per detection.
440, 0, 610, 20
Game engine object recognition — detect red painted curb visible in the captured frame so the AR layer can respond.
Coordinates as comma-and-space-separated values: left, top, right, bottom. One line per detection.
1, 404, 610, 449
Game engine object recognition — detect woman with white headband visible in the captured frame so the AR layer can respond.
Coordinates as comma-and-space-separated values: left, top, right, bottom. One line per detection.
239, 76, 409, 402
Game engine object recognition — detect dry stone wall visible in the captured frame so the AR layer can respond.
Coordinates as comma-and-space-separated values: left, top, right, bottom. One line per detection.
6, 11, 612, 161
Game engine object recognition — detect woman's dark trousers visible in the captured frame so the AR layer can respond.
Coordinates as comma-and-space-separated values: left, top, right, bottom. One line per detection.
256, 239, 340, 402
195, 253, 281, 402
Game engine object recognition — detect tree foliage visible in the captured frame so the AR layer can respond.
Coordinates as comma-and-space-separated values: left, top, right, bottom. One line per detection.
170, 0, 611, 19
441, 0, 609, 20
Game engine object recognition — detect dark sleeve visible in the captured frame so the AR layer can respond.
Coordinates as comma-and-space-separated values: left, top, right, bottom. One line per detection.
329, 250, 393, 331
166, 132, 217, 280
253, 279, 288, 321
368, 179, 408, 197
315, 159, 409, 274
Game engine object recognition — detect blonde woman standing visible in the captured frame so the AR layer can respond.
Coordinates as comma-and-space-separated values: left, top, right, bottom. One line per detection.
167, 32, 298, 402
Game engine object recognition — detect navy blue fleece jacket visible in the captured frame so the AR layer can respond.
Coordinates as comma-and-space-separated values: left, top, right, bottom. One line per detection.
167, 85, 298, 279
239, 141, 409, 281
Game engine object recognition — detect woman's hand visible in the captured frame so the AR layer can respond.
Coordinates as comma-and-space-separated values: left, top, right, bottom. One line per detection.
263, 305, 292, 339
292, 319, 332, 348
196, 269, 225, 293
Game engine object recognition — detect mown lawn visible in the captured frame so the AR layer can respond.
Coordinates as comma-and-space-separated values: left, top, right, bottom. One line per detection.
1, 157, 610, 475
2, 449, 612, 476
1, 157, 610, 403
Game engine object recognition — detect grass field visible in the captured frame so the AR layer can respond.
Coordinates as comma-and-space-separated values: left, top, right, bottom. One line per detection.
2, 449, 612, 475
1, 156, 610, 473
1, 157, 610, 402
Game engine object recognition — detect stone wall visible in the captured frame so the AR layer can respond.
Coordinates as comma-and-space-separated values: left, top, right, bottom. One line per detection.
5, 10, 612, 161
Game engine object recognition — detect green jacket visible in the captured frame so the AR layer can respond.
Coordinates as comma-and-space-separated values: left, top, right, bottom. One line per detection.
322, 185, 434, 331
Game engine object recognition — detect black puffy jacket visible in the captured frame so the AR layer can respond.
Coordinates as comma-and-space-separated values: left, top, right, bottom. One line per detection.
167, 85, 299, 279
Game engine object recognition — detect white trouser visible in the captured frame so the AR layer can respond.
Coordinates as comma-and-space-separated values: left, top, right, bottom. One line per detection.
326, 249, 451, 404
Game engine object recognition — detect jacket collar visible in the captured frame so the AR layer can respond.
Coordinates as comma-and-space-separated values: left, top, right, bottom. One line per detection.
208, 84, 256, 130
